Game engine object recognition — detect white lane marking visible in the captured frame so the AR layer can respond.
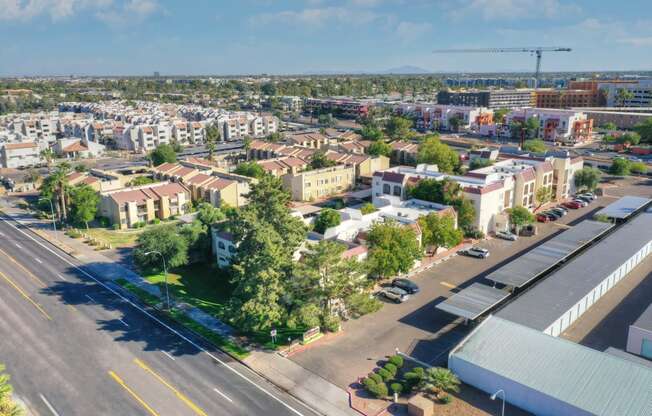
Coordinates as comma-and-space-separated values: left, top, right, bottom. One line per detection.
57, 274, 67, 281
39, 394, 61, 416
0, 215, 306, 416
119, 319, 129, 327
15, 243, 21, 248
213, 387, 234, 403
85, 294, 96, 303
162, 351, 176, 361
35, 258, 42, 263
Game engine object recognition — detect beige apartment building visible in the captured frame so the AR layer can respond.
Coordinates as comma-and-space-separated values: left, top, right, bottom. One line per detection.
283, 164, 355, 201
100, 182, 190, 229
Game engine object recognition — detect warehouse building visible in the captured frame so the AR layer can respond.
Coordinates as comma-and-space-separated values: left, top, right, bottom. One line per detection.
449, 315, 652, 416
496, 210, 652, 336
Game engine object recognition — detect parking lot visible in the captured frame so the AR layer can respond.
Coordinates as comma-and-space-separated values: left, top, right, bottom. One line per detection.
290, 181, 652, 389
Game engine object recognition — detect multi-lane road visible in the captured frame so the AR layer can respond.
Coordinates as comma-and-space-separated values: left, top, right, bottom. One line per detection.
0, 213, 319, 416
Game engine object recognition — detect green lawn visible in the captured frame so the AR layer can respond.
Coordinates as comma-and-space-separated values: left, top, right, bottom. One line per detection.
144, 262, 232, 318
86, 227, 144, 247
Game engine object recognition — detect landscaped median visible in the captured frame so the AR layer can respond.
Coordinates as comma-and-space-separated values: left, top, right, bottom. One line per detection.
114, 278, 250, 360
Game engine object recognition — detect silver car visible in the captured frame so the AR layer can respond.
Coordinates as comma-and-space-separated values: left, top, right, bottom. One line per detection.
496, 230, 518, 241
460, 247, 490, 259
379, 287, 410, 303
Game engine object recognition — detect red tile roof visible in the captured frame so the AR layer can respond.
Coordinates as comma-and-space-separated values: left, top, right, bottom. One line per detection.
62, 141, 88, 153
4, 142, 37, 150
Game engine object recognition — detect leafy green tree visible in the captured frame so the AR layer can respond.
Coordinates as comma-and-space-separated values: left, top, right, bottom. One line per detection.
602, 134, 617, 145
0, 363, 22, 416
264, 132, 283, 142
418, 213, 463, 254
609, 158, 631, 176
493, 108, 510, 124
574, 167, 601, 191
149, 144, 176, 166
74, 164, 88, 172
469, 158, 493, 170
205, 124, 221, 161
314, 208, 341, 234
40, 148, 55, 171
409, 178, 461, 204
128, 176, 155, 187
633, 117, 652, 143
418, 368, 460, 398
366, 221, 422, 279
630, 161, 648, 175
133, 225, 189, 271
522, 139, 547, 153
617, 132, 641, 146
510, 117, 539, 140
616, 88, 634, 107
310, 151, 337, 169
196, 202, 225, 227
69, 184, 100, 228
385, 116, 413, 140
602, 122, 617, 131
318, 113, 336, 127
416, 137, 460, 173
261, 82, 277, 96
534, 187, 553, 212
226, 175, 307, 331
360, 125, 384, 141
452, 198, 476, 234
508, 206, 535, 233
360, 202, 377, 215
367, 141, 392, 157
448, 115, 462, 132
291, 240, 367, 326
234, 161, 265, 178
180, 220, 210, 260
40, 162, 71, 221
23, 168, 40, 184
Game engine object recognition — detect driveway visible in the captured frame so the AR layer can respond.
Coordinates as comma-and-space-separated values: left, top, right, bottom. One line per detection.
290, 193, 630, 389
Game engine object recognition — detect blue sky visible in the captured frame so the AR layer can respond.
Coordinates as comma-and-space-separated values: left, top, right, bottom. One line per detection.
1, 0, 651, 76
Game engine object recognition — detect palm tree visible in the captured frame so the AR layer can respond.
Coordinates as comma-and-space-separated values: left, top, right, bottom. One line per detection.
418, 367, 461, 398
616, 88, 634, 107
45, 163, 72, 222
40, 148, 55, 172
205, 124, 220, 161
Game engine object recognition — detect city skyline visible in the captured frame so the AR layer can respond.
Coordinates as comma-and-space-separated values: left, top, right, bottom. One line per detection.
1, 0, 651, 76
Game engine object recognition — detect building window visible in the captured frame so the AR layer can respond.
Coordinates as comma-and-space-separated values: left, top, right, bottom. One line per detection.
393, 186, 402, 197
218, 241, 225, 250
383, 184, 391, 194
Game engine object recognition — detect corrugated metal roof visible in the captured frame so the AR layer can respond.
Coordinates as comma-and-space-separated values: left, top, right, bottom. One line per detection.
486, 220, 613, 288
633, 303, 652, 332
436, 283, 510, 320
595, 196, 651, 219
497, 211, 652, 331
450, 316, 652, 416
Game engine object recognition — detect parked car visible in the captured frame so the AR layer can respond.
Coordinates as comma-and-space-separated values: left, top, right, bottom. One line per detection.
575, 195, 593, 204
537, 213, 551, 222
392, 278, 420, 294
544, 210, 562, 220
577, 192, 596, 201
379, 287, 410, 303
573, 198, 589, 207
496, 230, 518, 241
460, 247, 490, 258
563, 201, 582, 209
550, 207, 567, 217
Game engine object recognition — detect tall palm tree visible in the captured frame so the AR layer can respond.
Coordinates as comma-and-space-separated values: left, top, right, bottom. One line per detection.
40, 148, 55, 172
418, 367, 461, 398
47, 162, 72, 222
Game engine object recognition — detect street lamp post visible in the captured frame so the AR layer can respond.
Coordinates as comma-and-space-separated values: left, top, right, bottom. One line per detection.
490, 389, 505, 416
145, 250, 170, 310
39, 197, 58, 241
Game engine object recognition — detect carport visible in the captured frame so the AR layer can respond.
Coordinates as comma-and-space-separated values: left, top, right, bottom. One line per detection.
595, 196, 651, 221
436, 283, 510, 321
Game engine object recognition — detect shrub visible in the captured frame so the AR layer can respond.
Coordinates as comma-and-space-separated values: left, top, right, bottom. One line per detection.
362, 377, 377, 391
439, 394, 452, 404
630, 161, 648, 175
67, 229, 82, 238
464, 228, 485, 239
151, 218, 161, 225
98, 216, 110, 227
384, 363, 397, 377
404, 367, 425, 391
377, 368, 392, 382
388, 355, 404, 368
390, 382, 403, 396
369, 381, 388, 399
321, 314, 341, 332
346, 293, 382, 318
360, 202, 377, 215
369, 373, 383, 385
112, 224, 120, 230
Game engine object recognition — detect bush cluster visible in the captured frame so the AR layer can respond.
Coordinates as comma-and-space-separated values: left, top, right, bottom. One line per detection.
362, 355, 409, 399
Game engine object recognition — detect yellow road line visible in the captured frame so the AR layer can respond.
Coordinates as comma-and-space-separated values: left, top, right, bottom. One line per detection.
108, 371, 160, 416
68, 305, 79, 313
134, 358, 208, 416
0, 270, 52, 320
0, 247, 46, 287
553, 222, 572, 229
440, 281, 457, 289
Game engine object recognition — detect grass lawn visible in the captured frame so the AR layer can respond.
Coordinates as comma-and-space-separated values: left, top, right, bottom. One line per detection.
145, 262, 232, 318
85, 220, 180, 248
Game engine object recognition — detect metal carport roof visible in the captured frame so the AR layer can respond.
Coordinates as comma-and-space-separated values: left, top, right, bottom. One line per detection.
485, 220, 613, 288
595, 196, 651, 220
436, 283, 510, 320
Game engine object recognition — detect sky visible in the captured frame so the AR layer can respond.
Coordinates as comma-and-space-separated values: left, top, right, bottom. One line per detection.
0, 0, 651, 76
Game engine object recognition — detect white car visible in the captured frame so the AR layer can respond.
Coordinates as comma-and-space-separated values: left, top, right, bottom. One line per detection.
379, 287, 410, 304
496, 230, 518, 241
460, 247, 490, 259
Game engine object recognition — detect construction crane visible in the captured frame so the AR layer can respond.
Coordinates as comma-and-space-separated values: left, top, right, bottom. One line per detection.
432, 47, 572, 87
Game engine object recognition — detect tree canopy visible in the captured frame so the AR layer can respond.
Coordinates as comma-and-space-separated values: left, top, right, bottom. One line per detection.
196, 202, 225, 227
234, 161, 265, 178
609, 158, 631, 176
508, 206, 535, 232
68, 184, 100, 227
366, 221, 422, 279
149, 144, 176, 166
133, 225, 189, 271
310, 151, 337, 170
416, 137, 460, 173
367, 141, 392, 157
574, 167, 601, 191
522, 139, 547, 153
313, 208, 341, 234
360, 125, 384, 141
385, 116, 413, 140
633, 117, 652, 143
418, 213, 463, 253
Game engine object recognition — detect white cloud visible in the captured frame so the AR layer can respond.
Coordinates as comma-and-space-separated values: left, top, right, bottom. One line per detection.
449, 0, 581, 21
95, 0, 159, 25
617, 37, 652, 47
251, 6, 379, 27
0, 0, 112, 21
395, 21, 432, 42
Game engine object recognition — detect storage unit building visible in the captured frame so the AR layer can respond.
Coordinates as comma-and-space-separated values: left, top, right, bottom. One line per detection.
627, 304, 652, 359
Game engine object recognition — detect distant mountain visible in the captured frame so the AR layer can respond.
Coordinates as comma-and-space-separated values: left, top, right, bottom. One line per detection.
381, 66, 432, 74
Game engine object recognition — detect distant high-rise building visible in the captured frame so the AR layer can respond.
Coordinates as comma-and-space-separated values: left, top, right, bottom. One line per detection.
437, 90, 536, 109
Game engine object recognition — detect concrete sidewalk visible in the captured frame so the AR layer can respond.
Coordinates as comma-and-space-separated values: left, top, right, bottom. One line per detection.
0, 197, 357, 416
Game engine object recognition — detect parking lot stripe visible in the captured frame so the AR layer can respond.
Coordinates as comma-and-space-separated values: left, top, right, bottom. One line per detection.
440, 281, 457, 289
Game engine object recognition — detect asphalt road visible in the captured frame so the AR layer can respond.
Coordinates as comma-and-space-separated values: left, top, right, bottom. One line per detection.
0, 214, 319, 416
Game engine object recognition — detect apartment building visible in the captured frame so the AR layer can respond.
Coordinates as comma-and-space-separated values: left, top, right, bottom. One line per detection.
100, 182, 191, 229
395, 103, 494, 131
535, 89, 602, 108
598, 79, 652, 107
505, 108, 593, 144
437, 90, 536, 109
391, 141, 419, 165
325, 152, 390, 180
0, 142, 43, 168
287, 132, 331, 149
52, 138, 105, 159
573, 107, 652, 129
303, 98, 371, 119
257, 157, 308, 176
283, 164, 355, 202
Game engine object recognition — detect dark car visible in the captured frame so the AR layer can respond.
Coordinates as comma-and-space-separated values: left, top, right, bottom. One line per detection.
392, 278, 420, 294
544, 210, 562, 220
537, 213, 551, 222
